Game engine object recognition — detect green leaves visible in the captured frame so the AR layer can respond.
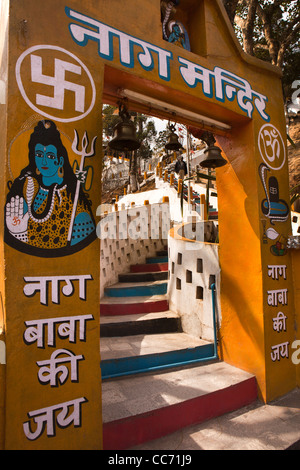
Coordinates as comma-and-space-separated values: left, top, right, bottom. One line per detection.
223, 0, 300, 90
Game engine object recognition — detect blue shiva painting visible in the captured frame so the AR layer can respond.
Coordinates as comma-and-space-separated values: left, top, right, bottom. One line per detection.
5, 120, 97, 257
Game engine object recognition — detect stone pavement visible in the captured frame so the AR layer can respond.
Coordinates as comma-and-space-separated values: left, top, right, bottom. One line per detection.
130, 388, 300, 450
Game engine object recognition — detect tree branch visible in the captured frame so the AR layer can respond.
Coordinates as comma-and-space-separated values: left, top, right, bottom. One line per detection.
277, 21, 300, 67
256, 2, 279, 65
225, 0, 299, 70
253, 43, 269, 51
235, 0, 258, 55
281, 15, 300, 44
222, 0, 241, 25
243, 0, 258, 55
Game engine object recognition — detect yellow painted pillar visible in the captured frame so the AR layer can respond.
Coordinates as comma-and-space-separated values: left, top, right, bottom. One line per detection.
0, 0, 8, 452
0, 333, 5, 450
217, 118, 297, 403
1, 0, 103, 449
291, 250, 300, 386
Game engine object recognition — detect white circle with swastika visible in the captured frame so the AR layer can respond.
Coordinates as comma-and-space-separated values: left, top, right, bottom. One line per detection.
16, 45, 96, 123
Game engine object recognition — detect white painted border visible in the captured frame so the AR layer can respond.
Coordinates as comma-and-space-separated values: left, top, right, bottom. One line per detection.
258, 123, 286, 171
0, 340, 6, 365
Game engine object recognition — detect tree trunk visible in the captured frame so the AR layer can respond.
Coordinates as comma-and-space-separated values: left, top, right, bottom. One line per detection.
243, 0, 258, 56
235, 0, 258, 56
225, 0, 299, 75
222, 0, 240, 25
256, 3, 279, 66
276, 20, 300, 68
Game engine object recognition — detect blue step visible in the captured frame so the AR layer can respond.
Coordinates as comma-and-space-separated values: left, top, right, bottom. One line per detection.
146, 256, 168, 264
119, 271, 168, 282
101, 342, 215, 379
156, 250, 168, 256
104, 281, 168, 297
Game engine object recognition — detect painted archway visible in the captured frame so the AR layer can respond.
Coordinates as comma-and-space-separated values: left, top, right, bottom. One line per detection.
0, 0, 297, 450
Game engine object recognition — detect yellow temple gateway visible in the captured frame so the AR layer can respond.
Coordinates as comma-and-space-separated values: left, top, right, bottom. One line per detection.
0, 0, 299, 450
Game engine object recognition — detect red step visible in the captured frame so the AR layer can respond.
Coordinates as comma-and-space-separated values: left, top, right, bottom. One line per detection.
101, 296, 169, 316
130, 262, 168, 273
102, 362, 257, 450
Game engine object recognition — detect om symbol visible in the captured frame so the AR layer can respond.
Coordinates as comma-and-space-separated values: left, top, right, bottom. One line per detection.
258, 124, 286, 171
12, 217, 21, 226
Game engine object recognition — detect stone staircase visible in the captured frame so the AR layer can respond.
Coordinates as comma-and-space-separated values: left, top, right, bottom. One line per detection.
172, 174, 218, 219
100, 248, 257, 450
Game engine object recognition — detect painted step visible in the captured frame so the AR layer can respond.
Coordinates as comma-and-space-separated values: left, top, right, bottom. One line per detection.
118, 271, 168, 283
130, 262, 168, 273
104, 280, 168, 297
100, 311, 182, 337
100, 293, 169, 316
156, 250, 168, 256
102, 361, 257, 450
100, 332, 215, 379
146, 256, 168, 264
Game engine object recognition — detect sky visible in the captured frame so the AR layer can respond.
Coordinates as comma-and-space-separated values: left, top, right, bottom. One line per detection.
153, 117, 168, 133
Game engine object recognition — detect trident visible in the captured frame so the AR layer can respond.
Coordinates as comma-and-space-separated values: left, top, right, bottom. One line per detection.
67, 129, 97, 243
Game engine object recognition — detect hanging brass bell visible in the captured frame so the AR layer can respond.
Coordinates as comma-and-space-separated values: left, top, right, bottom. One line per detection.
165, 125, 182, 151
109, 102, 141, 151
109, 119, 141, 151
200, 145, 227, 169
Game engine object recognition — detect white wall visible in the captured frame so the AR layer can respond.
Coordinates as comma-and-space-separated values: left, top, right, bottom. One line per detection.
99, 203, 168, 297
168, 226, 221, 342
291, 211, 300, 236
